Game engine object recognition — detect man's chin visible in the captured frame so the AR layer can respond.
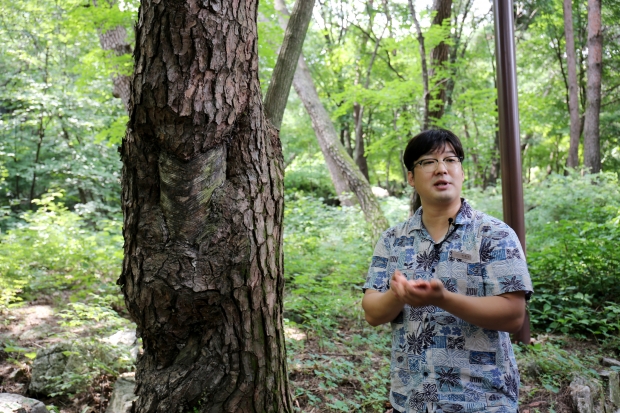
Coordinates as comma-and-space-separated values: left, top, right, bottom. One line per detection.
430, 193, 459, 204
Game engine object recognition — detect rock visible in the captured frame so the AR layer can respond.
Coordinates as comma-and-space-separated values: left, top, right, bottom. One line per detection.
371, 186, 389, 198
28, 344, 73, 395
600, 370, 620, 408
105, 373, 136, 413
0, 393, 48, 413
602, 358, 620, 368
569, 375, 605, 413
571, 382, 592, 413
102, 330, 140, 362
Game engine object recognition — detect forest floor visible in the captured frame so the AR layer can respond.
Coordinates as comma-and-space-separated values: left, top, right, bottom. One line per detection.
0, 299, 607, 413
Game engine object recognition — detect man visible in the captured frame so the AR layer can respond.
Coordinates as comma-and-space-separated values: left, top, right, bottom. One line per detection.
362, 128, 532, 413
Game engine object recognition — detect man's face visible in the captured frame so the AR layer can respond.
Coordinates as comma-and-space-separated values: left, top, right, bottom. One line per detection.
407, 144, 464, 208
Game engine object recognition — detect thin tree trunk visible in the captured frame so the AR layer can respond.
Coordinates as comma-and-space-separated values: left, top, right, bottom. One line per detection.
352, 1, 383, 182
428, 0, 453, 122
583, 0, 602, 173
272, 0, 352, 205
445, 0, 474, 111
408, 0, 430, 130
29, 117, 44, 208
341, 123, 353, 157
263, 0, 315, 130
353, 102, 370, 180
119, 0, 292, 411
30, 48, 49, 207
98, 25, 132, 110
274, 0, 390, 238
291, 56, 389, 238
564, 0, 581, 168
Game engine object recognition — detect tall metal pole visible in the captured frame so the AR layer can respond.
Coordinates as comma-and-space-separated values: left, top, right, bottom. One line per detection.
493, 0, 530, 344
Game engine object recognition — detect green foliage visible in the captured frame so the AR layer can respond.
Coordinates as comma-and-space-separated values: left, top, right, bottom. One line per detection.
283, 194, 371, 328
0, 192, 132, 397
516, 341, 600, 394
465, 173, 620, 344
0, 0, 129, 214
45, 296, 136, 396
286, 321, 391, 412
283, 194, 392, 411
0, 191, 123, 311
524, 173, 620, 341
284, 154, 337, 200
524, 172, 620, 230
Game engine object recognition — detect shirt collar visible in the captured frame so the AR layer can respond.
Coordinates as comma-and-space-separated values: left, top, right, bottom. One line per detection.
407, 198, 474, 234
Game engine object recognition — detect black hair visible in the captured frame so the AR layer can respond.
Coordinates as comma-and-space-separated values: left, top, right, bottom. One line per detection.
402, 128, 465, 171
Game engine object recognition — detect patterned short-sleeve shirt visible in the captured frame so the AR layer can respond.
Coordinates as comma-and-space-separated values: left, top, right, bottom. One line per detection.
363, 199, 533, 413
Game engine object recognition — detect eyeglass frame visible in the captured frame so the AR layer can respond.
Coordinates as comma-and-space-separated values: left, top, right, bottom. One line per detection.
412, 155, 464, 172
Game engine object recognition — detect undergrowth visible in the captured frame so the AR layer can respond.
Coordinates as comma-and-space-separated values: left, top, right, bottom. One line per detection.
0, 173, 618, 410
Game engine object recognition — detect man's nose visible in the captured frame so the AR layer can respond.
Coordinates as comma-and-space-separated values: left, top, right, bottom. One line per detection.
435, 160, 449, 173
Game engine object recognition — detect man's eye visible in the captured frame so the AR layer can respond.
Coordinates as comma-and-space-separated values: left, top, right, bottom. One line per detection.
421, 160, 436, 167
445, 157, 458, 164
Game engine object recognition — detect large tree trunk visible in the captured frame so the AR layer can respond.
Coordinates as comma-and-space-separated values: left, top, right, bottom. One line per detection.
427, 0, 453, 122
564, 0, 581, 168
119, 1, 292, 412
274, 0, 389, 239
583, 0, 602, 172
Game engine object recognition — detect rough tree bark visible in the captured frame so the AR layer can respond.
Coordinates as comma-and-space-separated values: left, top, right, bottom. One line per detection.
427, 0, 453, 122
119, 0, 292, 411
263, 0, 315, 130
274, 0, 390, 239
564, 0, 581, 168
583, 0, 602, 172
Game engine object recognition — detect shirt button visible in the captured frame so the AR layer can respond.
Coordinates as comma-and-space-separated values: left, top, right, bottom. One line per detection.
431, 268, 436, 273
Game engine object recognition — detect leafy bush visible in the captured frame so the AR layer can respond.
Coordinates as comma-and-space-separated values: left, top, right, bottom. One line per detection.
39, 294, 138, 396
283, 196, 394, 411
284, 154, 338, 200
464, 173, 620, 343
515, 341, 599, 394
527, 215, 620, 340
524, 172, 620, 231
520, 173, 620, 342
283, 193, 372, 335
0, 191, 123, 310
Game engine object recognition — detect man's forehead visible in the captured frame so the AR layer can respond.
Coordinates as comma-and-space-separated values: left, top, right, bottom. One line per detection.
420, 144, 456, 158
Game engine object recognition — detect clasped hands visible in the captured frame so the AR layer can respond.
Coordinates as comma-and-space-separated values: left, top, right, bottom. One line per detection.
389, 269, 446, 307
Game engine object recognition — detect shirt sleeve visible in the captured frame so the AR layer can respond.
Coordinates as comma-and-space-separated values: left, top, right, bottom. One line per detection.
479, 220, 534, 299
363, 229, 393, 293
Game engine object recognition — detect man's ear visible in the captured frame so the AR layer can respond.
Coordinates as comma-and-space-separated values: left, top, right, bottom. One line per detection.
407, 170, 415, 188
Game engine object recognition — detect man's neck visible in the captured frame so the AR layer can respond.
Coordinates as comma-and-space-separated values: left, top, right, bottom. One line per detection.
420, 199, 462, 243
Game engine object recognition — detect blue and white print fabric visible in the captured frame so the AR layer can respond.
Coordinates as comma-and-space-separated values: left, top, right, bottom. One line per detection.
363, 199, 533, 413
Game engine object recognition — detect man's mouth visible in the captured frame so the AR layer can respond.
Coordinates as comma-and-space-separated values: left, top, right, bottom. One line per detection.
434, 180, 450, 188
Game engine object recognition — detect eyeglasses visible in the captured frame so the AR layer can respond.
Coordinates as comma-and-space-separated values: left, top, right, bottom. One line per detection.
413, 156, 463, 172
